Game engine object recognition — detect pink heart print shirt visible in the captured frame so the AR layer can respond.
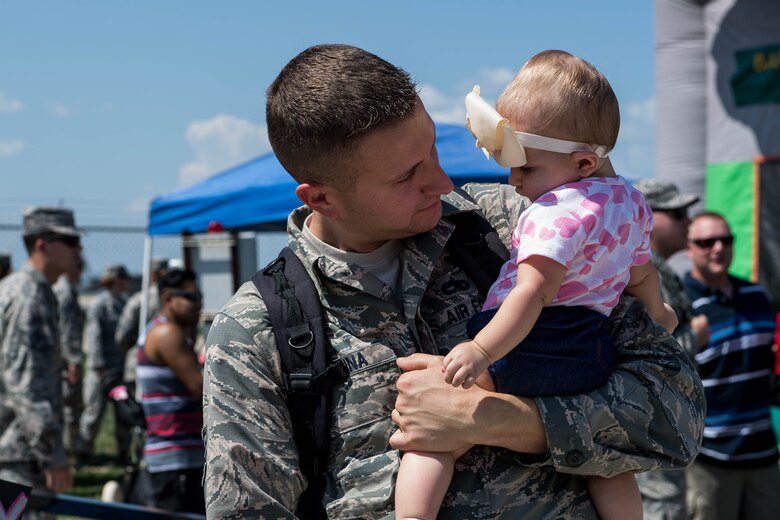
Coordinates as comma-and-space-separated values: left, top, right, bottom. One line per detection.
483, 176, 653, 316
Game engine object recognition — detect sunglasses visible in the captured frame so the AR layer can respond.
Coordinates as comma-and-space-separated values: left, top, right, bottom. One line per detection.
658, 207, 688, 221
170, 290, 203, 303
45, 234, 81, 248
690, 235, 734, 249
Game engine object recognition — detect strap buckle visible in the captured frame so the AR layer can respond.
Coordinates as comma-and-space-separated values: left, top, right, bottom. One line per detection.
285, 372, 314, 393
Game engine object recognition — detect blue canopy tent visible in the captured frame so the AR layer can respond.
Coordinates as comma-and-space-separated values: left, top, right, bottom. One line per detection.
147, 122, 508, 235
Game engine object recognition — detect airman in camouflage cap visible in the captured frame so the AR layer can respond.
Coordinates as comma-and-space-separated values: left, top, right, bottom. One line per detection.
633, 180, 708, 520
1, 207, 77, 512
22, 206, 82, 237
635, 180, 699, 211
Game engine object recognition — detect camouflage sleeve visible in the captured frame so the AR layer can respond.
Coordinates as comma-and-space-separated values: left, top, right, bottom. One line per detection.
4, 293, 69, 469
115, 294, 140, 352
203, 293, 306, 519
672, 323, 698, 360
84, 302, 105, 369
58, 292, 84, 365
461, 182, 527, 247
532, 295, 705, 477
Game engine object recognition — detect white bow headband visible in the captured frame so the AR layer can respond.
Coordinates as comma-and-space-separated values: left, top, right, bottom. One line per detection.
464, 86, 609, 168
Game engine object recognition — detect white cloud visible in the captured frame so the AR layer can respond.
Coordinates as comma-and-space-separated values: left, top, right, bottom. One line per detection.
419, 67, 515, 125
50, 102, 76, 118
418, 84, 466, 124
0, 92, 24, 113
126, 196, 151, 214
179, 114, 271, 186
0, 140, 24, 158
471, 67, 515, 97
610, 97, 656, 180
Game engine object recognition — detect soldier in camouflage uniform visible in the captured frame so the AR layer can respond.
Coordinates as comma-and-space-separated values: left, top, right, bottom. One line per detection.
634, 180, 711, 520
203, 44, 706, 519
53, 257, 86, 455
78, 264, 131, 465
0, 207, 81, 518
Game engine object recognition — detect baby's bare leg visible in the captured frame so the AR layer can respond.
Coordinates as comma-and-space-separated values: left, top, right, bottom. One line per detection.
395, 450, 456, 520
587, 473, 643, 520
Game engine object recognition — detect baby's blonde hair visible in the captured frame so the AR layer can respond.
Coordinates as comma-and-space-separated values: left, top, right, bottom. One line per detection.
496, 50, 619, 152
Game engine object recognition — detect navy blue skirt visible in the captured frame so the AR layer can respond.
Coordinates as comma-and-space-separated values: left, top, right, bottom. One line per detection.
466, 305, 614, 396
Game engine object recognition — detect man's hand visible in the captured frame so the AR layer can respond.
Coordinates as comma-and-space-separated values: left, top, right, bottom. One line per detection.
44, 465, 74, 493
691, 314, 710, 347
390, 354, 477, 453
390, 353, 547, 455
442, 341, 491, 388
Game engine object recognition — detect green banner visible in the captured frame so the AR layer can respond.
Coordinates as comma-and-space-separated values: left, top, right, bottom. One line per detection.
705, 161, 754, 280
731, 44, 780, 107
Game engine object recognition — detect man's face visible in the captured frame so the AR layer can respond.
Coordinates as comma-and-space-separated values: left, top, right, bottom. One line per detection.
651, 207, 690, 258
687, 215, 733, 281
45, 234, 82, 278
326, 101, 454, 252
167, 280, 202, 327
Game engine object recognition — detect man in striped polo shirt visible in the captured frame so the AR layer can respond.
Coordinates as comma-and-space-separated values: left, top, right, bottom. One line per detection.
684, 211, 780, 519
137, 269, 204, 514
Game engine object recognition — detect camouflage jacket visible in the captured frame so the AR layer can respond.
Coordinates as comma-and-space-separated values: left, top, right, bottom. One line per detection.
84, 289, 126, 370
651, 251, 698, 358
53, 275, 85, 366
203, 183, 705, 519
0, 265, 69, 469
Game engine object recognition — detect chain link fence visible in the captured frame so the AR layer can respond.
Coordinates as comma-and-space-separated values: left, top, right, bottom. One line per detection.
0, 223, 288, 295
0, 224, 181, 292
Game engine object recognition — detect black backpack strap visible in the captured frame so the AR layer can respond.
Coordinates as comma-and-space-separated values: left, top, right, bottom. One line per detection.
444, 187, 510, 297
252, 247, 348, 520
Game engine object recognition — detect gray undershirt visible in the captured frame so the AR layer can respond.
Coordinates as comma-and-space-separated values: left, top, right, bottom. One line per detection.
302, 217, 404, 308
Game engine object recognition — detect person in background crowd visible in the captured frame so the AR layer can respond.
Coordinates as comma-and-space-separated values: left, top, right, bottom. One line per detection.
684, 211, 780, 519
53, 256, 86, 457
78, 264, 132, 465
137, 269, 204, 513
116, 257, 168, 386
634, 180, 711, 520
0, 252, 11, 280
0, 207, 80, 518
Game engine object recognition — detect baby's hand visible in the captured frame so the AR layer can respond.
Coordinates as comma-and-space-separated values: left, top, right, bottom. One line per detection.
442, 341, 492, 388
656, 303, 679, 333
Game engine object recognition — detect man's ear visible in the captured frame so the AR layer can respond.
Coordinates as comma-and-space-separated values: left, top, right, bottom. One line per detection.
296, 182, 341, 218
35, 237, 48, 255
160, 289, 172, 305
570, 151, 600, 178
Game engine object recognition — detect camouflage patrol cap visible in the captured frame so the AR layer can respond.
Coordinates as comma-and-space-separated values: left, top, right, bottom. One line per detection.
634, 180, 699, 211
22, 206, 82, 237
100, 264, 131, 284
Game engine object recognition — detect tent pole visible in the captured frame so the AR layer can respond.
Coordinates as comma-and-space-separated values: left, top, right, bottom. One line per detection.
139, 235, 152, 341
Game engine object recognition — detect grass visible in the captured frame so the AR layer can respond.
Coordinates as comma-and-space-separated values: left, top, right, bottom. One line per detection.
57, 406, 128, 519
70, 405, 126, 498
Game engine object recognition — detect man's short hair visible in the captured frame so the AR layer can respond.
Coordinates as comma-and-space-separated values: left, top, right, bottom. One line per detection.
497, 50, 620, 152
266, 44, 418, 187
158, 269, 197, 294
690, 210, 729, 228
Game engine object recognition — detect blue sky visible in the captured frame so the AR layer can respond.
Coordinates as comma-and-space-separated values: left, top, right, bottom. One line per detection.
0, 0, 655, 229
